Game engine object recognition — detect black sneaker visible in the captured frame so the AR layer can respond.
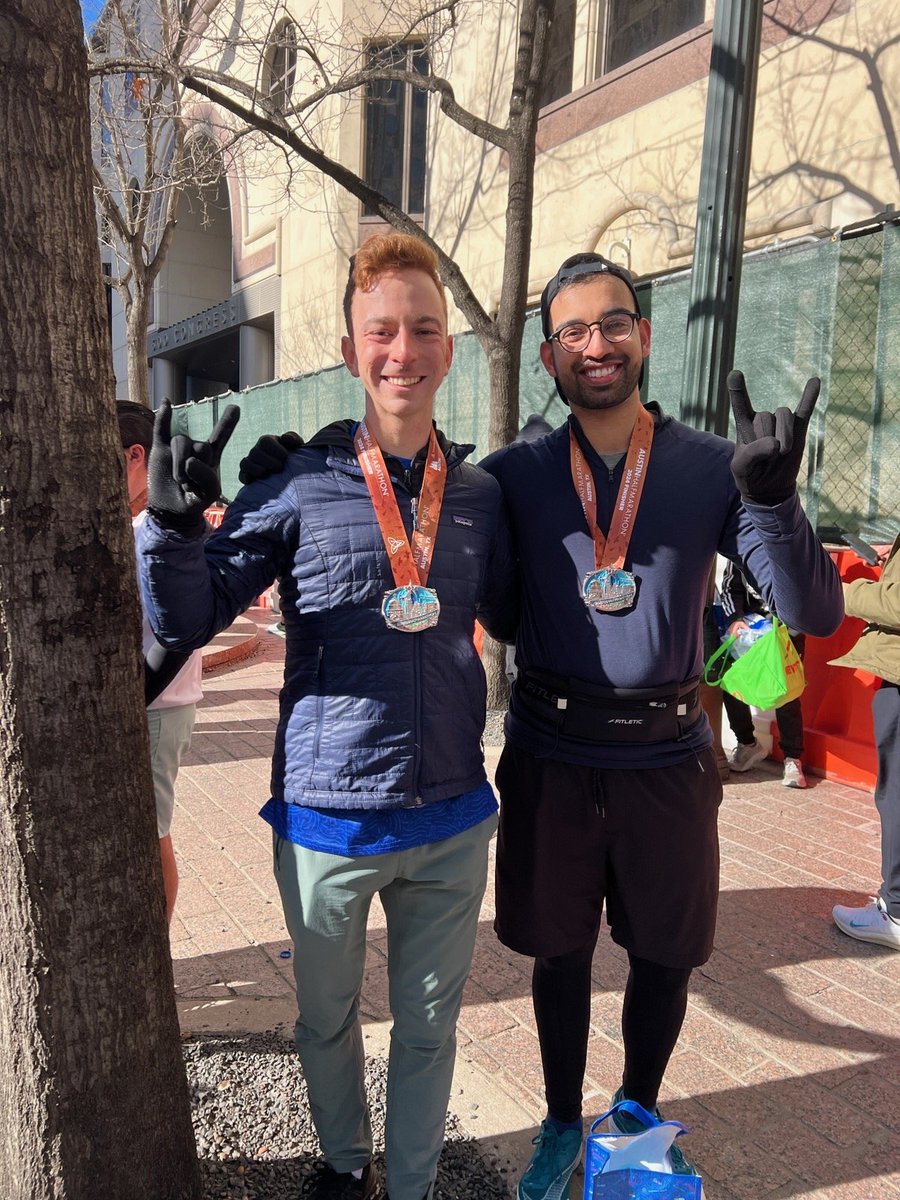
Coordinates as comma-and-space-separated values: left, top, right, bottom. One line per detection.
307, 1162, 380, 1199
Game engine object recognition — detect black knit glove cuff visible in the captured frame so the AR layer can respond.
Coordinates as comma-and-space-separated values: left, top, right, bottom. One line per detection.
147, 507, 207, 537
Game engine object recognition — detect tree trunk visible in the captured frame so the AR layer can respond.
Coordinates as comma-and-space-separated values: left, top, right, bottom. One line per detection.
484, 345, 517, 708
0, 5, 200, 1198
480, 336, 523, 706
126, 278, 152, 408
486, 0, 552, 454
480, 0, 553, 704
484, 636, 511, 710
486, 338, 519, 455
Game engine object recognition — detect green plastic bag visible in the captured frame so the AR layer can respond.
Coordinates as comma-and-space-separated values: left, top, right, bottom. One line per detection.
704, 618, 804, 710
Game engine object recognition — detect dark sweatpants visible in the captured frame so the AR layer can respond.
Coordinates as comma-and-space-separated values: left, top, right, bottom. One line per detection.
874, 682, 900, 919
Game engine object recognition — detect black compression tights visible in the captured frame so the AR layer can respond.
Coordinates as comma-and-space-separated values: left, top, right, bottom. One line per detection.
532, 945, 692, 1122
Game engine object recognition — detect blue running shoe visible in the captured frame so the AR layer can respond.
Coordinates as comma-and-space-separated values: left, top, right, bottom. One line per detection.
517, 1121, 582, 1200
608, 1086, 698, 1176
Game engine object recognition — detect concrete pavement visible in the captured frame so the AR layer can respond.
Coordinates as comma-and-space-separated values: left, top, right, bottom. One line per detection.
171, 609, 900, 1200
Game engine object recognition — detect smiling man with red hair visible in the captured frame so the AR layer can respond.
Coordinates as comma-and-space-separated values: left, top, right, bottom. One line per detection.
137, 234, 517, 1200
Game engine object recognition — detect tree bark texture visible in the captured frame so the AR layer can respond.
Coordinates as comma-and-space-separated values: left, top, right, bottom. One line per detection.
125, 282, 152, 408
0, 4, 200, 1197
483, 635, 511, 711
486, 341, 519, 456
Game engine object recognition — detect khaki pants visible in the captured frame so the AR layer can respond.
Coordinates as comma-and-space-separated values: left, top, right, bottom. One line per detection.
273, 814, 496, 1200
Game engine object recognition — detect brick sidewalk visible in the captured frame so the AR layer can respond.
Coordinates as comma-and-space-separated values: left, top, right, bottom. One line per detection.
171, 611, 900, 1200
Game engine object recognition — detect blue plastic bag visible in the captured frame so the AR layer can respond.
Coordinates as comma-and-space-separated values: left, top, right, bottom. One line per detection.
584, 1100, 703, 1200
591, 1169, 702, 1200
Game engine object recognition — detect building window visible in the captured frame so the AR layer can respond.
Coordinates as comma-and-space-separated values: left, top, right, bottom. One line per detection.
363, 43, 428, 217
540, 0, 577, 107
599, 0, 705, 76
266, 21, 297, 112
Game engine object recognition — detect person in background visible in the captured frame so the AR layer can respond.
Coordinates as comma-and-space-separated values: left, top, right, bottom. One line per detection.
830, 532, 900, 949
701, 566, 731, 782
719, 559, 808, 788
117, 400, 202, 922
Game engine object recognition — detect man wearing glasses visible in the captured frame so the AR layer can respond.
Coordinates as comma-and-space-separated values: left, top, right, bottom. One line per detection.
480, 253, 843, 1199
236, 251, 843, 1199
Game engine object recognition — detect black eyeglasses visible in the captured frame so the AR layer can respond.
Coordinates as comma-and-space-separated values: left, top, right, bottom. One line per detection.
548, 312, 640, 353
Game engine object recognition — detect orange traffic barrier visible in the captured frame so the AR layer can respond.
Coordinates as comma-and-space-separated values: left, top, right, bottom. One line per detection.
772, 546, 885, 790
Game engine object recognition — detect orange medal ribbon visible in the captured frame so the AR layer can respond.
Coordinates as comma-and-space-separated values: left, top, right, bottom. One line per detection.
569, 406, 654, 610
354, 422, 447, 632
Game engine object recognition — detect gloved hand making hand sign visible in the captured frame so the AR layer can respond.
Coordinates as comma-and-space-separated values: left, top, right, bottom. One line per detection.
728, 370, 820, 507
148, 400, 241, 534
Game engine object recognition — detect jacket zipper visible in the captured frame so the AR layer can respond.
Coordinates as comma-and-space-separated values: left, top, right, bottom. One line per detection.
311, 644, 325, 762
412, 629, 424, 807
397, 467, 425, 807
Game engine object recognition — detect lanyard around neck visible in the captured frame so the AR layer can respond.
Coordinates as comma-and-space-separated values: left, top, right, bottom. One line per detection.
354, 421, 447, 587
568, 405, 654, 572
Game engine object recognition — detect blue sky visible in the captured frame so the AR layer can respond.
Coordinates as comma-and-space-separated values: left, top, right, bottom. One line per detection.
81, 1, 105, 31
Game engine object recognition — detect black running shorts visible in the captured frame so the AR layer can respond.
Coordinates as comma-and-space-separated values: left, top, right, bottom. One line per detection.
493, 742, 723, 967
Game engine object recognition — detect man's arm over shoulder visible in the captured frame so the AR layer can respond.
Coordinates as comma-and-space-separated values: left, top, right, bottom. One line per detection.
139, 473, 299, 651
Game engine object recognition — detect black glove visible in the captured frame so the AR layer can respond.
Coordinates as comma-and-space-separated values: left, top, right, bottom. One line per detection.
728, 370, 820, 506
148, 400, 240, 534
238, 431, 304, 485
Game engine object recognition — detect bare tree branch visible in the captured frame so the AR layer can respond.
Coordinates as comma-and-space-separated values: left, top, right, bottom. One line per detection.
88, 0, 228, 405
182, 71, 496, 342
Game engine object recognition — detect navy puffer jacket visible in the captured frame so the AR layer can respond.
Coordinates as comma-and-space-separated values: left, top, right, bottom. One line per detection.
139, 421, 517, 810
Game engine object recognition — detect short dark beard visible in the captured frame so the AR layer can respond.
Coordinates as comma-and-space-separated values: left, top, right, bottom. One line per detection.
565, 357, 642, 411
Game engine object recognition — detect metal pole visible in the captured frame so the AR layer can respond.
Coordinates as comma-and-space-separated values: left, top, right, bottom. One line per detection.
680, 0, 764, 434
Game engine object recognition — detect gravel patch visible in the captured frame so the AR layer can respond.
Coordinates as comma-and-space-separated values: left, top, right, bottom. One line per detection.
185, 1031, 512, 1199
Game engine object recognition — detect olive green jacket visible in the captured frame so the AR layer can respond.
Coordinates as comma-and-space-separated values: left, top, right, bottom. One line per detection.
829, 533, 900, 685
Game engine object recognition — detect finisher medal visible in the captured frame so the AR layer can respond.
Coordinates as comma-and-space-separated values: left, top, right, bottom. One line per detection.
581, 567, 637, 613
382, 584, 441, 633
354, 422, 447, 633
569, 406, 654, 615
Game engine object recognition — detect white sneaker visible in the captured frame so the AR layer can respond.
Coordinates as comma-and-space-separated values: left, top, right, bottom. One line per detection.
832, 896, 900, 949
728, 740, 767, 772
782, 758, 807, 788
